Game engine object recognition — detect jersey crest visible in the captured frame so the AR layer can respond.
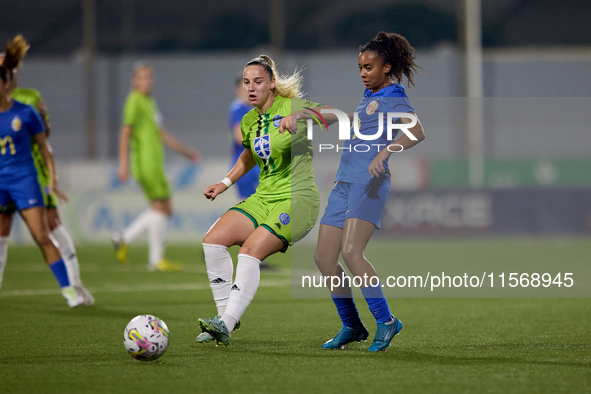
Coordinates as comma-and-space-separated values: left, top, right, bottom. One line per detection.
11, 116, 22, 132
253, 135, 271, 160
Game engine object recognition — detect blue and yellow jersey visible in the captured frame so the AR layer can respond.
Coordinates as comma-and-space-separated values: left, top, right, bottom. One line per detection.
334, 84, 415, 191
0, 100, 45, 182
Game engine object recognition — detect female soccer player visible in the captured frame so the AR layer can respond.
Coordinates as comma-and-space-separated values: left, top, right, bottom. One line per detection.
315, 32, 425, 351
196, 55, 338, 346
113, 63, 200, 271
0, 45, 83, 307
0, 36, 93, 305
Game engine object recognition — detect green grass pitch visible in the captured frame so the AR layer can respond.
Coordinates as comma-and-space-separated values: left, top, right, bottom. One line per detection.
1, 239, 590, 393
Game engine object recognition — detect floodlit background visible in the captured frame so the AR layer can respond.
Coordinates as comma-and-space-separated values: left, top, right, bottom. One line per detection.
1, 0, 590, 243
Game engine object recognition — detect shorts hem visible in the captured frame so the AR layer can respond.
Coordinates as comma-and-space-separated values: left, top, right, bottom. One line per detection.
229, 207, 258, 228
260, 224, 289, 253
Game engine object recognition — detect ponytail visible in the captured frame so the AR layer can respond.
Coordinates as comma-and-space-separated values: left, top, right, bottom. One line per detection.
360, 32, 421, 87
0, 35, 30, 83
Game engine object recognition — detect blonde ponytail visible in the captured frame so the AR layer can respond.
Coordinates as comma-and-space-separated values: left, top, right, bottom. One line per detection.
245, 55, 304, 98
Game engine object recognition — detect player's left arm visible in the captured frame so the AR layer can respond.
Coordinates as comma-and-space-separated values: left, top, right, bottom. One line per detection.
368, 112, 426, 178
34, 132, 68, 203
160, 128, 201, 163
37, 101, 51, 137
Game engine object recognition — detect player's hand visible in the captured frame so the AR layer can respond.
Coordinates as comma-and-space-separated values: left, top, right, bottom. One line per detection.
203, 182, 228, 201
54, 186, 69, 204
368, 148, 390, 178
118, 165, 130, 183
187, 150, 201, 163
279, 113, 298, 135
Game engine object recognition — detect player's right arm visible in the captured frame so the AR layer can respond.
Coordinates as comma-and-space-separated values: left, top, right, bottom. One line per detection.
204, 149, 256, 201
118, 125, 132, 182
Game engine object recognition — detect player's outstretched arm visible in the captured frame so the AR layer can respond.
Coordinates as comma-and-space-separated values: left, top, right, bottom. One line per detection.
118, 125, 132, 183
278, 105, 344, 135
160, 128, 201, 163
204, 150, 256, 201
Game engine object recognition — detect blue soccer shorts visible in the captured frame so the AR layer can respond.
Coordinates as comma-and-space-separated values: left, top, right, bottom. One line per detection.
320, 181, 389, 230
0, 174, 45, 212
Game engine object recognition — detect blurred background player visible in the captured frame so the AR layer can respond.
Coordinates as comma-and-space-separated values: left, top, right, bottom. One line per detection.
113, 63, 200, 272
229, 76, 258, 201
315, 32, 425, 351
0, 36, 93, 306
0, 39, 84, 307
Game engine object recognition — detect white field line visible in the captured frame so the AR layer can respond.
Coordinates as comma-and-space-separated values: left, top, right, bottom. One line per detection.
1, 279, 291, 297
5, 263, 292, 276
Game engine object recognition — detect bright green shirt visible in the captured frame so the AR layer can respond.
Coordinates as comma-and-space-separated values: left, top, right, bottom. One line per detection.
122, 90, 165, 177
12, 87, 45, 116
241, 96, 320, 201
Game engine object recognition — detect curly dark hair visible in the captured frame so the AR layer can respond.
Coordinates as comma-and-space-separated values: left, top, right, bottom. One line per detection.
359, 32, 421, 87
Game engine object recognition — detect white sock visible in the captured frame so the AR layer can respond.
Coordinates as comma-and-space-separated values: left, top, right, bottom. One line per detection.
51, 225, 82, 287
203, 243, 234, 316
222, 254, 261, 332
147, 211, 168, 266
122, 209, 154, 244
0, 236, 8, 291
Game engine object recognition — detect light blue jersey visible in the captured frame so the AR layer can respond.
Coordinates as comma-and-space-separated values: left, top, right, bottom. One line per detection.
334, 84, 414, 192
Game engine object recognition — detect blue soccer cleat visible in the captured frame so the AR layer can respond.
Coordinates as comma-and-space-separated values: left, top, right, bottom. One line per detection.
322, 323, 369, 349
368, 316, 403, 352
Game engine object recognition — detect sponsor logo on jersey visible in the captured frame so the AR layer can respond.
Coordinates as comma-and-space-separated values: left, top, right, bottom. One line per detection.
273, 115, 283, 127
254, 134, 271, 160
11, 116, 22, 132
279, 212, 290, 225
366, 100, 379, 115
28, 199, 37, 204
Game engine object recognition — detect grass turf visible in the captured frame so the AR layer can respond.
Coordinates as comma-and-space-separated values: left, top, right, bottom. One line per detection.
1, 239, 590, 394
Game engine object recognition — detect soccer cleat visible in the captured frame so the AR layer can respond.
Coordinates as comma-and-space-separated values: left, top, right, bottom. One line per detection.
149, 259, 183, 272
61, 286, 84, 308
196, 316, 241, 343
367, 316, 403, 352
111, 233, 128, 264
198, 317, 231, 347
322, 323, 369, 349
195, 332, 215, 343
74, 284, 95, 306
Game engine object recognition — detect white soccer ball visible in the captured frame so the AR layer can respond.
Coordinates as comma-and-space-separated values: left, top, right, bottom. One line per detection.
123, 315, 170, 361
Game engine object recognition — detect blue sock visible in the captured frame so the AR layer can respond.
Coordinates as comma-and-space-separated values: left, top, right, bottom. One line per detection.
331, 293, 362, 328
49, 259, 70, 288
361, 282, 392, 323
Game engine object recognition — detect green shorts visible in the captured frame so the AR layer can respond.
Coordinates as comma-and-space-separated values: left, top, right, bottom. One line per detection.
134, 168, 171, 201
230, 193, 320, 253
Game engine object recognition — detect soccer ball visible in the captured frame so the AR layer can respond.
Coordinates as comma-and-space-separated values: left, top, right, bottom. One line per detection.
123, 315, 170, 361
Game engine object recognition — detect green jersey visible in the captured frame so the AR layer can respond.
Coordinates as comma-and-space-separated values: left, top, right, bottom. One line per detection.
122, 90, 165, 178
240, 96, 319, 202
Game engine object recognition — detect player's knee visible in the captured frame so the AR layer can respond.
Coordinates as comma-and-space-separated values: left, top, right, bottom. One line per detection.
341, 247, 362, 267
33, 232, 54, 248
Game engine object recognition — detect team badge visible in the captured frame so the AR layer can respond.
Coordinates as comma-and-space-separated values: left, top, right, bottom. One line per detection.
366, 100, 379, 115
279, 213, 290, 225
273, 115, 283, 127
11, 116, 22, 132
253, 135, 271, 160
